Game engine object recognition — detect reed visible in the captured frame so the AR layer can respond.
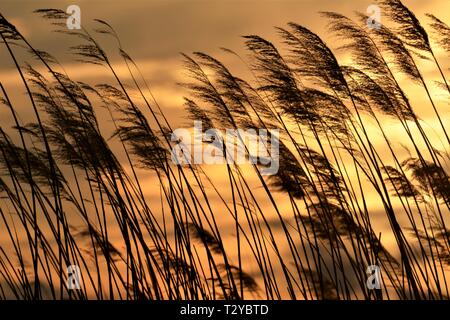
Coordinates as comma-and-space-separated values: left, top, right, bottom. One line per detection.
0, 0, 449, 299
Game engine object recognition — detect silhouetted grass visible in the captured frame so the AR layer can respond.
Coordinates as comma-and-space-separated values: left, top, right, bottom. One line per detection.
0, 0, 449, 300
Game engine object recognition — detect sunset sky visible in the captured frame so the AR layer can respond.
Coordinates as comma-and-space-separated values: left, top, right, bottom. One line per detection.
1, 0, 449, 195
0, 0, 449, 300
1, 0, 448, 126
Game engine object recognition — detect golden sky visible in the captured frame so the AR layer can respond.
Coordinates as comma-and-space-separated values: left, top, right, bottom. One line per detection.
0, 0, 449, 299
1, 0, 448, 124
